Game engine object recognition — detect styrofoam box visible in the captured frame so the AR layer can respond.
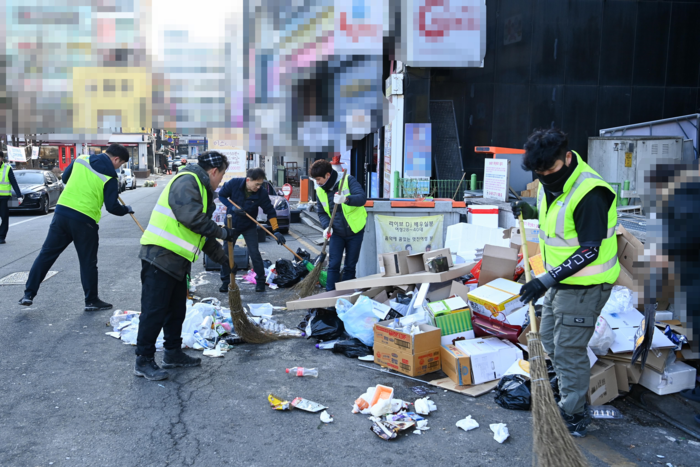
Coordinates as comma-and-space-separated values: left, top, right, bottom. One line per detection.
445, 223, 510, 256
639, 361, 697, 395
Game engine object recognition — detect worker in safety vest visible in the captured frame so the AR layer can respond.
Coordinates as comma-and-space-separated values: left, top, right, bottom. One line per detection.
135, 151, 234, 381
511, 128, 619, 438
309, 160, 367, 291
19, 144, 133, 311
0, 157, 24, 244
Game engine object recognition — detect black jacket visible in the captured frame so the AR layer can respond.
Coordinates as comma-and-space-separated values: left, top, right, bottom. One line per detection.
139, 164, 228, 280
218, 177, 277, 231
56, 153, 129, 225
317, 173, 367, 237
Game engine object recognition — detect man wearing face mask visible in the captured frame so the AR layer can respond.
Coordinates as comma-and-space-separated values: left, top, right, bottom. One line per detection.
511, 128, 619, 438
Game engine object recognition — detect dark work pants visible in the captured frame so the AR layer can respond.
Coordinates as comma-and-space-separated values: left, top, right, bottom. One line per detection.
25, 213, 100, 303
0, 197, 9, 240
326, 229, 365, 291
136, 261, 187, 358
220, 227, 265, 286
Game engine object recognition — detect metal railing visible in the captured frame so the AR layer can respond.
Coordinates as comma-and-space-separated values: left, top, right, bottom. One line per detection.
398, 178, 469, 200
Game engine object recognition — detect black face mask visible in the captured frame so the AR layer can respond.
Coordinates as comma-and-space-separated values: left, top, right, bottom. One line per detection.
537, 159, 575, 193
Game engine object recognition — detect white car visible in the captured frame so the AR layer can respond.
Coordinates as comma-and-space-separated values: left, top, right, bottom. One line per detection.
123, 168, 137, 190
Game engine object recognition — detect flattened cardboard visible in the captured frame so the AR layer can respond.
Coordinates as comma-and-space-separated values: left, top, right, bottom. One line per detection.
379, 251, 410, 276
441, 344, 473, 386
616, 225, 643, 273
428, 378, 499, 397
478, 244, 519, 287
602, 348, 671, 374
374, 321, 442, 355
374, 344, 442, 377
286, 286, 387, 310
599, 358, 631, 393
335, 263, 474, 291
587, 360, 619, 406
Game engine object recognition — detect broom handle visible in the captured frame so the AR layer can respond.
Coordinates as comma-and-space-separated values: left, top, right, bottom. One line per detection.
518, 214, 538, 333
227, 198, 305, 262
319, 170, 348, 256
227, 215, 236, 285
118, 195, 144, 233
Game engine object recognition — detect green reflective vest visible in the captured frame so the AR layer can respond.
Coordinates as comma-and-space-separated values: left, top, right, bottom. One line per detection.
537, 152, 620, 286
0, 163, 11, 197
140, 171, 208, 262
56, 155, 111, 223
316, 175, 367, 234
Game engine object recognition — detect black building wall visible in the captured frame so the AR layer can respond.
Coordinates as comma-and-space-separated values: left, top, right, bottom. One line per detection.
426, 0, 700, 180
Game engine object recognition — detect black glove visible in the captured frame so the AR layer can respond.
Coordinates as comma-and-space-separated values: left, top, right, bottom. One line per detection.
274, 231, 286, 245
232, 206, 246, 216
510, 201, 537, 220
126, 205, 134, 214
519, 278, 548, 304
224, 228, 237, 242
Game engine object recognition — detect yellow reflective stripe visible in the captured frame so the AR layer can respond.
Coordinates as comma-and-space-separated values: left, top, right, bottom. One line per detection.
75, 157, 110, 183
546, 255, 618, 277
145, 224, 201, 255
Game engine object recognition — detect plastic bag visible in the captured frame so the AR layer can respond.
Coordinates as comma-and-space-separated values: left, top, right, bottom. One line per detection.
494, 375, 531, 411
588, 315, 616, 355
273, 259, 302, 288
295, 248, 311, 263
335, 296, 380, 346
181, 303, 212, 348
331, 338, 372, 358
304, 308, 345, 341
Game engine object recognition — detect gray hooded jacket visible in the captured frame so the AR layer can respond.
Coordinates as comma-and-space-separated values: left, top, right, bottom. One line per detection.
139, 164, 228, 280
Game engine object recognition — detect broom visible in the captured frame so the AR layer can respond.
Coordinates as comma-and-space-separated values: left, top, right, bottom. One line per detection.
519, 215, 588, 467
292, 170, 348, 299
226, 214, 277, 344
118, 195, 144, 233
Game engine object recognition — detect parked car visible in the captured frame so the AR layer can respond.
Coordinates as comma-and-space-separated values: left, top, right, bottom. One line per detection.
123, 168, 137, 190
115, 168, 127, 193
256, 180, 290, 233
8, 170, 64, 215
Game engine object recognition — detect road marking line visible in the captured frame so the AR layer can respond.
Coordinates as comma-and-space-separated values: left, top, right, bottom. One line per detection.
576, 435, 638, 466
288, 230, 320, 255
9, 214, 53, 227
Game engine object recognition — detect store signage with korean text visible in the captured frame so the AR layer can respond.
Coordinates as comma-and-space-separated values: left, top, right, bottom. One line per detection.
483, 158, 510, 201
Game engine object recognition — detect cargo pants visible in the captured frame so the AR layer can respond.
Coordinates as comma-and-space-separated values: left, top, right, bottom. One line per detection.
540, 283, 613, 416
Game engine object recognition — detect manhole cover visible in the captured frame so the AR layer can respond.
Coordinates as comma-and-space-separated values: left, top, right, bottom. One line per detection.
0, 271, 58, 285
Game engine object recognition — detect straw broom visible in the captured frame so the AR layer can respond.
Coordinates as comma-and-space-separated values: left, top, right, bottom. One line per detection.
292, 170, 348, 299
226, 214, 277, 344
519, 215, 588, 467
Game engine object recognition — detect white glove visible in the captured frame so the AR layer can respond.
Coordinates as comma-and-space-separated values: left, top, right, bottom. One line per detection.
17, 197, 23, 205
323, 227, 333, 240
333, 192, 347, 205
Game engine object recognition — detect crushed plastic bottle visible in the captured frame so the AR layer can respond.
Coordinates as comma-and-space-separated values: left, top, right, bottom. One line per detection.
316, 339, 341, 350
286, 367, 318, 377
193, 330, 211, 349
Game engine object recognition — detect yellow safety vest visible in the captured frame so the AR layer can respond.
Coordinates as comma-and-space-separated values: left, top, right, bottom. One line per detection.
0, 163, 12, 197
316, 175, 367, 234
56, 155, 111, 223
537, 152, 620, 286
140, 171, 208, 262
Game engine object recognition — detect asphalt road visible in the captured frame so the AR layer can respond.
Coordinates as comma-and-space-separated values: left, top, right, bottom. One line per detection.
1, 176, 699, 466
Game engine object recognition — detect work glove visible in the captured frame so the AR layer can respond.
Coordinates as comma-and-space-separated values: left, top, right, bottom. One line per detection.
510, 201, 537, 220
232, 206, 246, 217
519, 278, 548, 304
126, 205, 134, 214
323, 227, 332, 240
333, 192, 347, 205
224, 228, 237, 242
17, 197, 23, 205
274, 231, 286, 245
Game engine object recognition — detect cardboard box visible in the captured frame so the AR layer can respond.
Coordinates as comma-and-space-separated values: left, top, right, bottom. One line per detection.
455, 337, 524, 385
440, 331, 476, 347
374, 344, 441, 377
587, 360, 619, 406
528, 254, 545, 276
434, 310, 473, 336
335, 263, 474, 291
478, 245, 519, 286
639, 361, 697, 395
468, 278, 523, 320
286, 286, 387, 310
441, 345, 473, 386
378, 251, 410, 277
601, 348, 672, 374
427, 296, 468, 317
406, 248, 454, 274
599, 359, 631, 393
373, 321, 442, 354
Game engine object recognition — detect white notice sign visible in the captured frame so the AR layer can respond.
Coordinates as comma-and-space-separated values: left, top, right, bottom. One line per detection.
7, 146, 26, 163
483, 159, 510, 201
31, 147, 40, 159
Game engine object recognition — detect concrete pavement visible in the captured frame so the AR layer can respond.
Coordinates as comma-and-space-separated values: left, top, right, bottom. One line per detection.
1, 177, 699, 466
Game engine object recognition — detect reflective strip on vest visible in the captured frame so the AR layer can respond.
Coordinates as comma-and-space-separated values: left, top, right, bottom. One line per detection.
75, 157, 110, 183
545, 255, 618, 277
153, 203, 177, 220
144, 224, 202, 257
0, 164, 10, 196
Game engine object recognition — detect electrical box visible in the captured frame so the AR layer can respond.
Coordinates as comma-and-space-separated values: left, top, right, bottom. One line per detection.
587, 137, 684, 198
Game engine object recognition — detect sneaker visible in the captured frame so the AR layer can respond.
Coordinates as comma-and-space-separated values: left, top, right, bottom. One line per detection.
0, 239, 6, 244
255, 283, 265, 292
84, 299, 113, 312
219, 282, 229, 293
560, 409, 590, 438
18, 293, 34, 306
162, 349, 202, 369
134, 356, 169, 381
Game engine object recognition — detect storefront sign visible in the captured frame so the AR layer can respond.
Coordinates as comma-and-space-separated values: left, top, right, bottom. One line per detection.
375, 215, 444, 255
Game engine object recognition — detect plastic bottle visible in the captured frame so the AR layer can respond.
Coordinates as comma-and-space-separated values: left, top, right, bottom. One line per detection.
315, 339, 340, 350
286, 367, 319, 377
193, 330, 211, 349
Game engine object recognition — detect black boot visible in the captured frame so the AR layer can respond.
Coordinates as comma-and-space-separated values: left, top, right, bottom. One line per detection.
560, 407, 591, 438
255, 283, 265, 292
162, 349, 201, 369
134, 356, 169, 381
18, 293, 34, 306
85, 299, 112, 312
219, 282, 229, 293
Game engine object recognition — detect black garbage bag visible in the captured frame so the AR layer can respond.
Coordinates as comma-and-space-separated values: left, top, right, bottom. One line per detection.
494, 374, 531, 411
263, 259, 273, 269
274, 259, 302, 288
292, 259, 309, 279
295, 248, 312, 263
547, 362, 560, 399
332, 338, 373, 358
298, 308, 346, 341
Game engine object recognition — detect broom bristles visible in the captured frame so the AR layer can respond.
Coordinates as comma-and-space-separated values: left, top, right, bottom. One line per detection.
528, 331, 589, 467
228, 282, 278, 344
291, 261, 323, 299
